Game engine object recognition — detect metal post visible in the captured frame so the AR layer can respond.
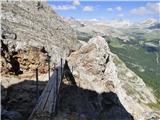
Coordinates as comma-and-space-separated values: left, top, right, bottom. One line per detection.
60, 58, 63, 80
36, 68, 39, 101
56, 68, 59, 93
48, 54, 50, 80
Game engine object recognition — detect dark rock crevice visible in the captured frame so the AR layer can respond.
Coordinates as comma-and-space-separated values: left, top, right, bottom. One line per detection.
1, 40, 49, 75
1, 40, 23, 75
63, 60, 77, 86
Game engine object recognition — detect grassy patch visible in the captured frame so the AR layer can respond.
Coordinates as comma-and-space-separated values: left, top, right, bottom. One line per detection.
147, 102, 160, 110
109, 40, 124, 48
122, 84, 136, 95
109, 38, 160, 100
113, 57, 123, 66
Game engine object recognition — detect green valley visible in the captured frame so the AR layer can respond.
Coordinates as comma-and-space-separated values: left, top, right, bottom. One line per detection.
108, 33, 160, 100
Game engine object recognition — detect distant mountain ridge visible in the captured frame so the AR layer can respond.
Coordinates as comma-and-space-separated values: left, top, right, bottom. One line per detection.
64, 17, 160, 43
65, 17, 160, 29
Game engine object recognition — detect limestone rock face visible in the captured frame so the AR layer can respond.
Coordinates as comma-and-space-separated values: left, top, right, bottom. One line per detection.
1, 0, 79, 67
68, 36, 112, 93
68, 36, 159, 120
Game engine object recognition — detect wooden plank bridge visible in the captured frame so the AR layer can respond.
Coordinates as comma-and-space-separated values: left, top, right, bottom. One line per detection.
28, 59, 75, 120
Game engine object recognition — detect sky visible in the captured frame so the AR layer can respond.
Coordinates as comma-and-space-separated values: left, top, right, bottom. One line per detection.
48, 0, 160, 22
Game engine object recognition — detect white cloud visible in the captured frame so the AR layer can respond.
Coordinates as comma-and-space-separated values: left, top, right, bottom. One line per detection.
52, 5, 76, 11
146, 2, 160, 13
130, 7, 148, 15
52, 0, 81, 11
116, 6, 122, 11
117, 13, 124, 17
107, 6, 122, 12
72, 0, 80, 6
107, 8, 113, 12
83, 6, 94, 12
130, 2, 160, 16
90, 18, 99, 21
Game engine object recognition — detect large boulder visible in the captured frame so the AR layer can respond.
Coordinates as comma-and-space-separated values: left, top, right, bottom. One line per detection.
67, 36, 158, 120
68, 36, 118, 93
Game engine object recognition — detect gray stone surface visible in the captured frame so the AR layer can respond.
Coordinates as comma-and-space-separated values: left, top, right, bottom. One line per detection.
67, 36, 159, 120
1, 0, 80, 66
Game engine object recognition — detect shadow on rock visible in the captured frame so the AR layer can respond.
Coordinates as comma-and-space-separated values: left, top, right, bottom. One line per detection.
59, 83, 134, 120
1, 80, 47, 120
1, 78, 133, 120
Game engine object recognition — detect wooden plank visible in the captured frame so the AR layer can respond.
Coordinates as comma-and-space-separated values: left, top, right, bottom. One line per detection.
44, 68, 58, 112
28, 70, 57, 120
39, 72, 57, 111
28, 60, 65, 120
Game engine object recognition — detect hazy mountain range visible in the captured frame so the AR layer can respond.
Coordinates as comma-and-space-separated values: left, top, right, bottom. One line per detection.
65, 17, 160, 29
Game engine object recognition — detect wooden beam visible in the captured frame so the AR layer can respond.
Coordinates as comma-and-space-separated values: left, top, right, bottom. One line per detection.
28, 62, 64, 120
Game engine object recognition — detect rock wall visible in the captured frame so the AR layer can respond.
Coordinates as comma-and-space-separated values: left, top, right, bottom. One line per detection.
68, 36, 159, 120
1, 45, 49, 75
1, 0, 79, 72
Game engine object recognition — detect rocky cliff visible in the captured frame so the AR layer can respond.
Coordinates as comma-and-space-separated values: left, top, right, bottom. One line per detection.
67, 36, 159, 120
1, 1, 79, 76
1, 1, 79, 119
